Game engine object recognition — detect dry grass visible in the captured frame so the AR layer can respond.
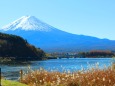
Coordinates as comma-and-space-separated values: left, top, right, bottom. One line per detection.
20, 65, 115, 86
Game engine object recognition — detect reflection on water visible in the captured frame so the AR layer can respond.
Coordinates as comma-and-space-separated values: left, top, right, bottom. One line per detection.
0, 58, 113, 80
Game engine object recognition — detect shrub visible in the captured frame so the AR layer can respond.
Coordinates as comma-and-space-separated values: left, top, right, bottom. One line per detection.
20, 67, 115, 86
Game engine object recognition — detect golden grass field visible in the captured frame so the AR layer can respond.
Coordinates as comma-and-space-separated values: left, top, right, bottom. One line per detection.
20, 64, 115, 86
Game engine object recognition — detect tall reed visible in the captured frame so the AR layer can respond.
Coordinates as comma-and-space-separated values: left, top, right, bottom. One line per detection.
20, 66, 115, 86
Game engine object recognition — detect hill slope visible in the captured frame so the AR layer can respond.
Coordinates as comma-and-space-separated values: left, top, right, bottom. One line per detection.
0, 32, 45, 60
1, 16, 115, 52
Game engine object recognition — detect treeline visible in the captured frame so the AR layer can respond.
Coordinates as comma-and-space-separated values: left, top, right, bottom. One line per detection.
78, 50, 114, 57
0, 32, 46, 61
48, 50, 115, 58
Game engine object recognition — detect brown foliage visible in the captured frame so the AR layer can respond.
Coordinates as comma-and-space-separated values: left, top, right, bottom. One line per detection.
21, 68, 115, 86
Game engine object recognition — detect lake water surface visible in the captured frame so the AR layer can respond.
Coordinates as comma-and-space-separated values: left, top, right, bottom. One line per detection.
0, 58, 113, 80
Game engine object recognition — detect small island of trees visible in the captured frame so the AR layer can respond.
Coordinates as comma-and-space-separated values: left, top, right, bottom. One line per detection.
47, 50, 115, 59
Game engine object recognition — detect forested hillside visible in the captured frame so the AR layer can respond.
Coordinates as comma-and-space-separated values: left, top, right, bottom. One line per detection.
0, 32, 45, 61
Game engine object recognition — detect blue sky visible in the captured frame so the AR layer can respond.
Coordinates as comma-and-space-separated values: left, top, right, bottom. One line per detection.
0, 0, 115, 40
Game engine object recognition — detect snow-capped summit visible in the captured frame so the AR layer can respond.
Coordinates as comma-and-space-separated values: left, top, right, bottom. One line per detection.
1, 16, 54, 31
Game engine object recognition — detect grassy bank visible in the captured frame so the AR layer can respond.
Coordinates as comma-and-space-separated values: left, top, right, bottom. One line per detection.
20, 66, 115, 86
1, 79, 27, 86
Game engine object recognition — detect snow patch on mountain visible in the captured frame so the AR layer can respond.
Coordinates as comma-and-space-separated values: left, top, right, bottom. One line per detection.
1, 16, 54, 31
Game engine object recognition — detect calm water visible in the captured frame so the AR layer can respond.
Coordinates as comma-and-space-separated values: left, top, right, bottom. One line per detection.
0, 58, 113, 80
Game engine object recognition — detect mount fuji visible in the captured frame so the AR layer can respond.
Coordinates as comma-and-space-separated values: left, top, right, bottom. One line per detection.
1, 16, 115, 52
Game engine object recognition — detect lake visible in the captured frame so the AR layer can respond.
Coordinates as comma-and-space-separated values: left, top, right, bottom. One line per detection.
0, 58, 113, 80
